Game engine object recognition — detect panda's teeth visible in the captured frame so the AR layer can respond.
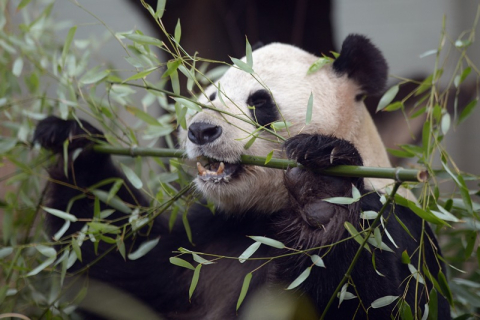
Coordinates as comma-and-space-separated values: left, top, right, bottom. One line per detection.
217, 162, 225, 174
197, 162, 207, 176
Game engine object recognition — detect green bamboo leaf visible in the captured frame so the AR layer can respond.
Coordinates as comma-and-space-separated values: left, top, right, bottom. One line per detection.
264, 150, 274, 165
116, 236, 126, 261
182, 211, 193, 244
286, 267, 311, 290
401, 250, 410, 264
307, 57, 331, 75
12, 57, 23, 77
306, 92, 313, 124
455, 39, 472, 48
323, 196, 358, 205
457, 99, 478, 125
192, 253, 214, 265
311, 254, 325, 268
125, 105, 160, 126
128, 237, 160, 260
243, 135, 257, 150
26, 245, 57, 276
120, 163, 143, 189
271, 121, 292, 130
170, 257, 195, 270
384, 101, 404, 112
88, 222, 120, 234
407, 201, 450, 227
42, 206, 78, 222
122, 67, 157, 82
367, 236, 394, 252
441, 112, 450, 135
236, 273, 252, 310
371, 295, 399, 309
0, 138, 17, 154
457, 175, 473, 215
360, 210, 378, 220
79, 66, 110, 85
338, 283, 348, 307
454, 67, 471, 88
17, 0, 32, 9
387, 148, 415, 158
0, 247, 13, 259
415, 75, 433, 96
53, 220, 71, 241
230, 57, 254, 74
374, 227, 382, 247
344, 222, 371, 253
107, 179, 124, 203
71, 238, 82, 262
174, 19, 181, 43
245, 37, 253, 68
155, 0, 166, 19
400, 301, 413, 320
376, 85, 399, 112
430, 206, 459, 222
238, 241, 261, 263
26, 256, 56, 277
352, 185, 361, 200
408, 264, 425, 285
162, 59, 181, 79
427, 288, 438, 320
249, 236, 285, 249
438, 271, 453, 306
61, 26, 77, 67
123, 33, 163, 47
91, 189, 132, 214
172, 97, 202, 112
189, 264, 202, 300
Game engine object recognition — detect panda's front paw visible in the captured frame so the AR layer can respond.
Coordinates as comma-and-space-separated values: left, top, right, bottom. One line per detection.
284, 134, 363, 170
34, 116, 104, 154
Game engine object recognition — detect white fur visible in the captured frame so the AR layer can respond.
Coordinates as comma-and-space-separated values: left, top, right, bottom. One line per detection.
181, 43, 400, 213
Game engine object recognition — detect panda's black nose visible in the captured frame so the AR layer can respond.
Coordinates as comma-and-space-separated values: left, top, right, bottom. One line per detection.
188, 122, 222, 145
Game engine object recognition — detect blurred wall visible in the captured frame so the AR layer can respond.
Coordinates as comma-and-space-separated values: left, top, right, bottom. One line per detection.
334, 1, 480, 175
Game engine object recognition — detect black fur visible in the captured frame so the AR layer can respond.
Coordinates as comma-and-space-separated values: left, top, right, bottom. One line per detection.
34, 117, 450, 319
333, 34, 388, 96
246, 89, 279, 126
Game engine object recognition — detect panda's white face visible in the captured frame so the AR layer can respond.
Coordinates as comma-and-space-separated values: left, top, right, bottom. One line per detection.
181, 43, 392, 213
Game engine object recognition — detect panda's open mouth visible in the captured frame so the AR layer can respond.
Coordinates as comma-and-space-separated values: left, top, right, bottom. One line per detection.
196, 161, 242, 183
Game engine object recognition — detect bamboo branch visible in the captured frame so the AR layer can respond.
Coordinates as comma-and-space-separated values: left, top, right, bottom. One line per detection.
92, 145, 428, 183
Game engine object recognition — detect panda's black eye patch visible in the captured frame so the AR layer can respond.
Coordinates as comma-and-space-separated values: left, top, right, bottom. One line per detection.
246, 90, 279, 127
209, 91, 217, 101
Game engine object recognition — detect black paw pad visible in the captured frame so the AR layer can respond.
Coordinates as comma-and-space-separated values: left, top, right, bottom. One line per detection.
284, 134, 363, 169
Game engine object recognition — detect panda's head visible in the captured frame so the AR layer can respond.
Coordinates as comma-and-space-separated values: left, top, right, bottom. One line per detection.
181, 34, 391, 213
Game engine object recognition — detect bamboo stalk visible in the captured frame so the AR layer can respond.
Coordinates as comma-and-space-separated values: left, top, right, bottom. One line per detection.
92, 145, 428, 183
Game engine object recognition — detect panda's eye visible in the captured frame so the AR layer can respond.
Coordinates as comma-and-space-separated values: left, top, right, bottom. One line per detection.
247, 90, 270, 108
246, 90, 279, 126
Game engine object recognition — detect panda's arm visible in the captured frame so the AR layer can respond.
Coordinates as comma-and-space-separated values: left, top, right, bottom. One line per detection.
274, 134, 394, 317
34, 116, 151, 235
274, 134, 450, 318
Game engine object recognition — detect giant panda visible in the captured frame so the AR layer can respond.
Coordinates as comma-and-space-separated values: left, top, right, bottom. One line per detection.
34, 34, 450, 319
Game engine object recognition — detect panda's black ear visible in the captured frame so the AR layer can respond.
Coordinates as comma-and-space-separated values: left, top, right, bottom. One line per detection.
333, 34, 388, 96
